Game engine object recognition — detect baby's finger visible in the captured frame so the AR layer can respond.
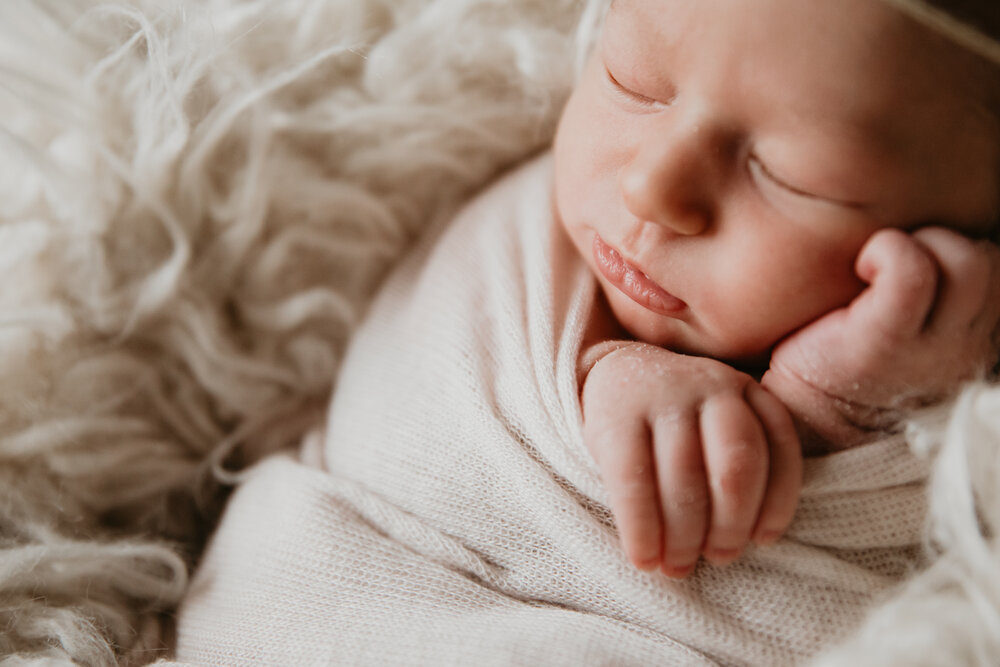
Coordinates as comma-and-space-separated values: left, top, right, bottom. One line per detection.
586, 417, 663, 571
911, 227, 992, 332
699, 393, 769, 565
744, 384, 802, 545
853, 228, 939, 337
652, 412, 709, 578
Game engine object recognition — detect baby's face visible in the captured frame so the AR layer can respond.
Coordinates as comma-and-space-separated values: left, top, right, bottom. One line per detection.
554, 0, 999, 363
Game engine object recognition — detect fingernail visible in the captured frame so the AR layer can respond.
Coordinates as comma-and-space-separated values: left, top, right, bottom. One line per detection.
661, 562, 696, 579
704, 548, 741, 565
635, 558, 660, 572
754, 530, 783, 546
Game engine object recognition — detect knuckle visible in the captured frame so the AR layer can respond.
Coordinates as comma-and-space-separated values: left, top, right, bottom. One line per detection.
870, 227, 907, 249
664, 548, 701, 566
875, 230, 933, 277
652, 410, 687, 434
711, 440, 766, 499
667, 487, 709, 514
912, 225, 955, 247
706, 527, 750, 554
678, 355, 750, 389
867, 228, 916, 268
948, 243, 990, 285
612, 476, 655, 505
914, 228, 992, 286
898, 251, 937, 291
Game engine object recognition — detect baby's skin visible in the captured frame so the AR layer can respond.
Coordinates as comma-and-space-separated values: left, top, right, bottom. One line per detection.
580, 228, 1000, 576
556, 0, 1000, 577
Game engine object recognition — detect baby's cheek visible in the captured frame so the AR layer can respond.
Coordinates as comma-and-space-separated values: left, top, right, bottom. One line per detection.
761, 248, 864, 329
698, 274, 846, 363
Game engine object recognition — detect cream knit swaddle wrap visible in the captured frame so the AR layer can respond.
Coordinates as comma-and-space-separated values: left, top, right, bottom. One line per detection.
177, 156, 928, 666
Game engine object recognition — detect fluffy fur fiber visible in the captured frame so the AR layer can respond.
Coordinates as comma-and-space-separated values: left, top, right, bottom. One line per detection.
0, 0, 594, 662
1, 0, 999, 665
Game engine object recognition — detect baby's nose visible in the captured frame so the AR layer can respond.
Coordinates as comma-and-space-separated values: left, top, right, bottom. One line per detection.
619, 121, 719, 236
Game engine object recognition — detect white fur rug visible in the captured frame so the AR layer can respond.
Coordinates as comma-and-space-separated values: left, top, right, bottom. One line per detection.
1, 1, 998, 665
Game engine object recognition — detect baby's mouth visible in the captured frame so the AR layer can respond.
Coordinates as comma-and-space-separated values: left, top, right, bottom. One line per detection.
592, 235, 687, 316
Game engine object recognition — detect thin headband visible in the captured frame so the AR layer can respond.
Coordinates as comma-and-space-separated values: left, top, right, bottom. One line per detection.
880, 0, 1000, 64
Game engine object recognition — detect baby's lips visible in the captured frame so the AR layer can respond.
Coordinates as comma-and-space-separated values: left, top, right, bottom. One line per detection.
592, 235, 687, 316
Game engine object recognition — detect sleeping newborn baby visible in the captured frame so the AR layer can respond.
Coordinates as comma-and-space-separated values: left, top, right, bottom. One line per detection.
562, 0, 1000, 578
176, 0, 1000, 664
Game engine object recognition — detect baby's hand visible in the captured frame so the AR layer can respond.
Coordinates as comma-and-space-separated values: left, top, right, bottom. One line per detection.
763, 227, 1000, 451
581, 344, 802, 577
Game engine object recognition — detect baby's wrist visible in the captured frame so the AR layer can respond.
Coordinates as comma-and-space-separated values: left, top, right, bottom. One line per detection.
761, 369, 903, 454
576, 340, 646, 390
794, 398, 901, 454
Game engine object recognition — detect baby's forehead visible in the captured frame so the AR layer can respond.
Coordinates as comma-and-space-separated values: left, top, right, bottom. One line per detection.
604, 0, 995, 124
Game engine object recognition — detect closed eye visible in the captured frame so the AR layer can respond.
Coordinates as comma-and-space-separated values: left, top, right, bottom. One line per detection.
748, 155, 819, 199
604, 65, 661, 109
748, 154, 868, 210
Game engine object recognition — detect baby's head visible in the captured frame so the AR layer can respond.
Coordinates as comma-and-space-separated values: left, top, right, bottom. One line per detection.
554, 0, 1000, 364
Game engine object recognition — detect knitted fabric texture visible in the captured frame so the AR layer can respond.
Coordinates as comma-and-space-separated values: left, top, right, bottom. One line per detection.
177, 157, 930, 666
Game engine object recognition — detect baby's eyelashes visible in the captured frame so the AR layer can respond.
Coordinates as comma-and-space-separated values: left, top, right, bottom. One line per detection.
747, 153, 870, 213
602, 62, 675, 110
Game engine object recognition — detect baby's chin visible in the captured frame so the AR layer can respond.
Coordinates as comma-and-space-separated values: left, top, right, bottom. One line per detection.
655, 336, 773, 371
612, 304, 775, 369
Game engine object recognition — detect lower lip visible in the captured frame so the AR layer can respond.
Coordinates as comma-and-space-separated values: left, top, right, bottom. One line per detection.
592, 235, 687, 315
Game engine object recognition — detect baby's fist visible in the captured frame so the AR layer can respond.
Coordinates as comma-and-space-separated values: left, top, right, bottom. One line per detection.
582, 344, 802, 576
764, 227, 1000, 450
